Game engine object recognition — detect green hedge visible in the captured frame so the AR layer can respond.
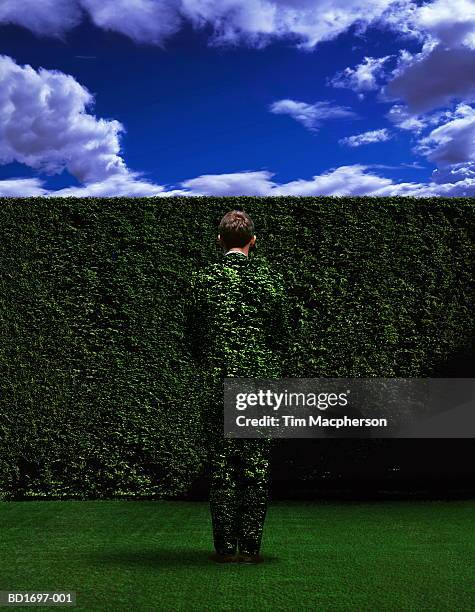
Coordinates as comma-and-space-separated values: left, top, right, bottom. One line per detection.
0, 196, 473, 499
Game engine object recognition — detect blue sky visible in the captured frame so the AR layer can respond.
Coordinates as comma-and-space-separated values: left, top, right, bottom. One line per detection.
0, 0, 474, 196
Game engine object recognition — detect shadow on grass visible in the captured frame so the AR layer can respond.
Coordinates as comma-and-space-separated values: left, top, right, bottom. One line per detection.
86, 549, 280, 568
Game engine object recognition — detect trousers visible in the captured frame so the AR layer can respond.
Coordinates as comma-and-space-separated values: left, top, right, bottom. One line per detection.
207, 435, 272, 556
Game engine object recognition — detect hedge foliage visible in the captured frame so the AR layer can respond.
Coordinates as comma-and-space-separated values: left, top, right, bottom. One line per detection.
0, 196, 473, 499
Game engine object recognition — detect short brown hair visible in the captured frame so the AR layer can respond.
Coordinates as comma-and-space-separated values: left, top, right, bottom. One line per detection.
218, 210, 255, 249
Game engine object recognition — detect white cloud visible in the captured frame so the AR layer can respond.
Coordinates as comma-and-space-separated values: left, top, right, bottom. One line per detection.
52, 174, 167, 196
0, 55, 124, 182
415, 104, 475, 167
3, 2, 475, 199
431, 163, 475, 184
379, 0, 475, 49
381, 2, 475, 122
269, 99, 356, 131
0, 0, 81, 37
177, 170, 276, 196
386, 103, 462, 135
79, 0, 181, 46
375, 0, 422, 40
382, 179, 475, 196
0, 0, 180, 44
0, 174, 167, 197
0, 177, 47, 196
329, 55, 392, 94
386, 102, 475, 191
172, 164, 475, 196
386, 104, 429, 132
0, 55, 165, 194
0, 0, 409, 49
3, 164, 475, 197
414, 0, 475, 49
181, 0, 402, 49
153, 165, 413, 197
270, 165, 394, 195
1, 0, 473, 53
385, 44, 475, 112
339, 128, 392, 147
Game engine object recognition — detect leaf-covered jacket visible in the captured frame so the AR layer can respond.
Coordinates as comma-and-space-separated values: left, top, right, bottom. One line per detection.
185, 251, 291, 382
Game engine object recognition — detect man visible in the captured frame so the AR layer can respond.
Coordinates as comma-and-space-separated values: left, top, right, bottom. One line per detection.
186, 209, 290, 565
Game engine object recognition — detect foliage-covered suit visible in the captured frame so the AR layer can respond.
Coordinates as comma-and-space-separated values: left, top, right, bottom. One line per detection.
187, 250, 290, 556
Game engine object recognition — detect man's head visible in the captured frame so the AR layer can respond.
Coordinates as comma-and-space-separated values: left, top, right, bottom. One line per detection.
218, 210, 256, 255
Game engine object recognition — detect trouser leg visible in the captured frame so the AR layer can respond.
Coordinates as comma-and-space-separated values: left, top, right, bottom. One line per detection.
236, 438, 272, 556
209, 437, 239, 555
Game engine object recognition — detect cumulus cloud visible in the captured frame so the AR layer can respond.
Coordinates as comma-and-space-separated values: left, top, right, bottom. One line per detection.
0, 174, 167, 197
385, 44, 475, 112
270, 165, 394, 195
0, 55, 165, 195
177, 170, 276, 196
386, 103, 462, 135
181, 0, 403, 49
269, 99, 356, 131
0, 177, 47, 196
3, 163, 475, 198
339, 128, 392, 147
52, 174, 167, 196
381, 1, 475, 121
3, 2, 475, 199
380, 0, 475, 49
79, 0, 181, 46
381, 178, 475, 196
413, 0, 475, 49
0, 0, 81, 37
169, 164, 475, 196
386, 104, 429, 132
329, 55, 392, 95
1, 0, 473, 53
415, 104, 475, 167
0, 55, 124, 182
389, 102, 475, 190
0, 0, 408, 48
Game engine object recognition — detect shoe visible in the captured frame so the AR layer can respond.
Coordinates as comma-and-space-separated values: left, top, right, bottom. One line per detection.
209, 552, 238, 563
237, 553, 263, 564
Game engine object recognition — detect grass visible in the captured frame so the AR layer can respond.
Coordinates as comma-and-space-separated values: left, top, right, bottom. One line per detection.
1, 499, 474, 611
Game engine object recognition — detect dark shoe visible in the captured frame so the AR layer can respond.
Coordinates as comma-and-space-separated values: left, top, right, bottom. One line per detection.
209, 552, 238, 563
237, 553, 263, 564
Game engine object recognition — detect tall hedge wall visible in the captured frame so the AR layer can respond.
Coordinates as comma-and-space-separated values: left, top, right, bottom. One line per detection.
0, 196, 473, 499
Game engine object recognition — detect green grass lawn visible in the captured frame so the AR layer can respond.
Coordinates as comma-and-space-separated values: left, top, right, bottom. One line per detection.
1, 499, 473, 611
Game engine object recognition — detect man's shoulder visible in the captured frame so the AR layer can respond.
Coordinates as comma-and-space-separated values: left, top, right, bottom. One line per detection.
192, 255, 284, 285
247, 256, 285, 284
191, 261, 232, 293
193, 260, 226, 279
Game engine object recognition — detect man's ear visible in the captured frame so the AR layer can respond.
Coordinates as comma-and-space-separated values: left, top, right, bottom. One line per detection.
250, 235, 257, 247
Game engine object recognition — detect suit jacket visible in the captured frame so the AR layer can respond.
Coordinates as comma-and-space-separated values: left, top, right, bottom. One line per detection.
185, 251, 291, 382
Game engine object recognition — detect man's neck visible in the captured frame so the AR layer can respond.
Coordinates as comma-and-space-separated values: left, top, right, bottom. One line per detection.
225, 248, 248, 257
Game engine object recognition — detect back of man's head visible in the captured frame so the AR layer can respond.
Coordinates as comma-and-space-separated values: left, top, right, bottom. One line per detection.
218, 210, 255, 250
